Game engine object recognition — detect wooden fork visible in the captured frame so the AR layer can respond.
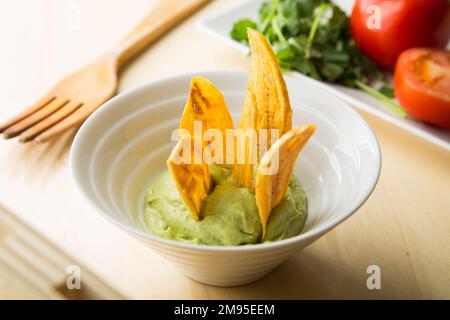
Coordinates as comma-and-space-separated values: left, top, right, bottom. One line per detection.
0, 0, 210, 143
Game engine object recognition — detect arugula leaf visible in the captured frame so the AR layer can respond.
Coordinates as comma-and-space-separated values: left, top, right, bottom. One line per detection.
229, 0, 406, 117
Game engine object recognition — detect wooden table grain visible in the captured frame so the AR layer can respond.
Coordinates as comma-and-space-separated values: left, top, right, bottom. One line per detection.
0, 0, 449, 299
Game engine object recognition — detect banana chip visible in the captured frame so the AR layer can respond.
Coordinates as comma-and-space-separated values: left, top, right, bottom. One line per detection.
234, 29, 293, 189
167, 135, 212, 220
255, 125, 316, 238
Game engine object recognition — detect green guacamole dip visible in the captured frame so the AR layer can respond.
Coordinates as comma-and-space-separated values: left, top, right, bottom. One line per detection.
144, 164, 307, 245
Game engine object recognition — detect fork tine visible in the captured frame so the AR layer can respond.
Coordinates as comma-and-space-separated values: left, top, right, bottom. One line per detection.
34, 107, 91, 143
19, 102, 83, 143
3, 98, 69, 139
0, 95, 55, 133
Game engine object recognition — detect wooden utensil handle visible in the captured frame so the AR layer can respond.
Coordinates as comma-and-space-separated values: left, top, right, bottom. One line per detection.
110, 0, 210, 68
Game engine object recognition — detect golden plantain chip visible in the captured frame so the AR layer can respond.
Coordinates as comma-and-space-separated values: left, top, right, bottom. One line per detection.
233, 28, 293, 189
255, 125, 316, 239
180, 76, 234, 161
167, 135, 212, 220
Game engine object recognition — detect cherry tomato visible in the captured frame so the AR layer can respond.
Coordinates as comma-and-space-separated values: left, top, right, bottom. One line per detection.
394, 48, 450, 129
350, 0, 450, 70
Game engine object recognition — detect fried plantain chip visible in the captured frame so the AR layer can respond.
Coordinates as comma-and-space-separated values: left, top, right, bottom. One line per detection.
180, 76, 233, 150
233, 29, 293, 189
255, 125, 316, 238
167, 135, 212, 220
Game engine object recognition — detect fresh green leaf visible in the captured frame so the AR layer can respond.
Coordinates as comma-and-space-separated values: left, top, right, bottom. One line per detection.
322, 50, 349, 63
230, 19, 258, 43
320, 62, 344, 82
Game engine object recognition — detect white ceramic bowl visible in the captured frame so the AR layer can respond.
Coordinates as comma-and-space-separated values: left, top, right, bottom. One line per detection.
70, 71, 381, 287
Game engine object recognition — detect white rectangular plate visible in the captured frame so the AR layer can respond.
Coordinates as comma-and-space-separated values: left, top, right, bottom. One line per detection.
198, 0, 450, 151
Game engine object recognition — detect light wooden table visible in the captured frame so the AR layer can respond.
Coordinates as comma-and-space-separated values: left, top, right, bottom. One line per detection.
0, 0, 449, 299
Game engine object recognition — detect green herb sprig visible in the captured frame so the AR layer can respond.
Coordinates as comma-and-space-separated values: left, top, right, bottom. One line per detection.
230, 0, 405, 117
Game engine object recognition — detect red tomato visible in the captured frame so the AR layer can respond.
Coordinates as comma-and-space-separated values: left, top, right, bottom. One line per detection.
394, 48, 450, 129
350, 0, 450, 70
